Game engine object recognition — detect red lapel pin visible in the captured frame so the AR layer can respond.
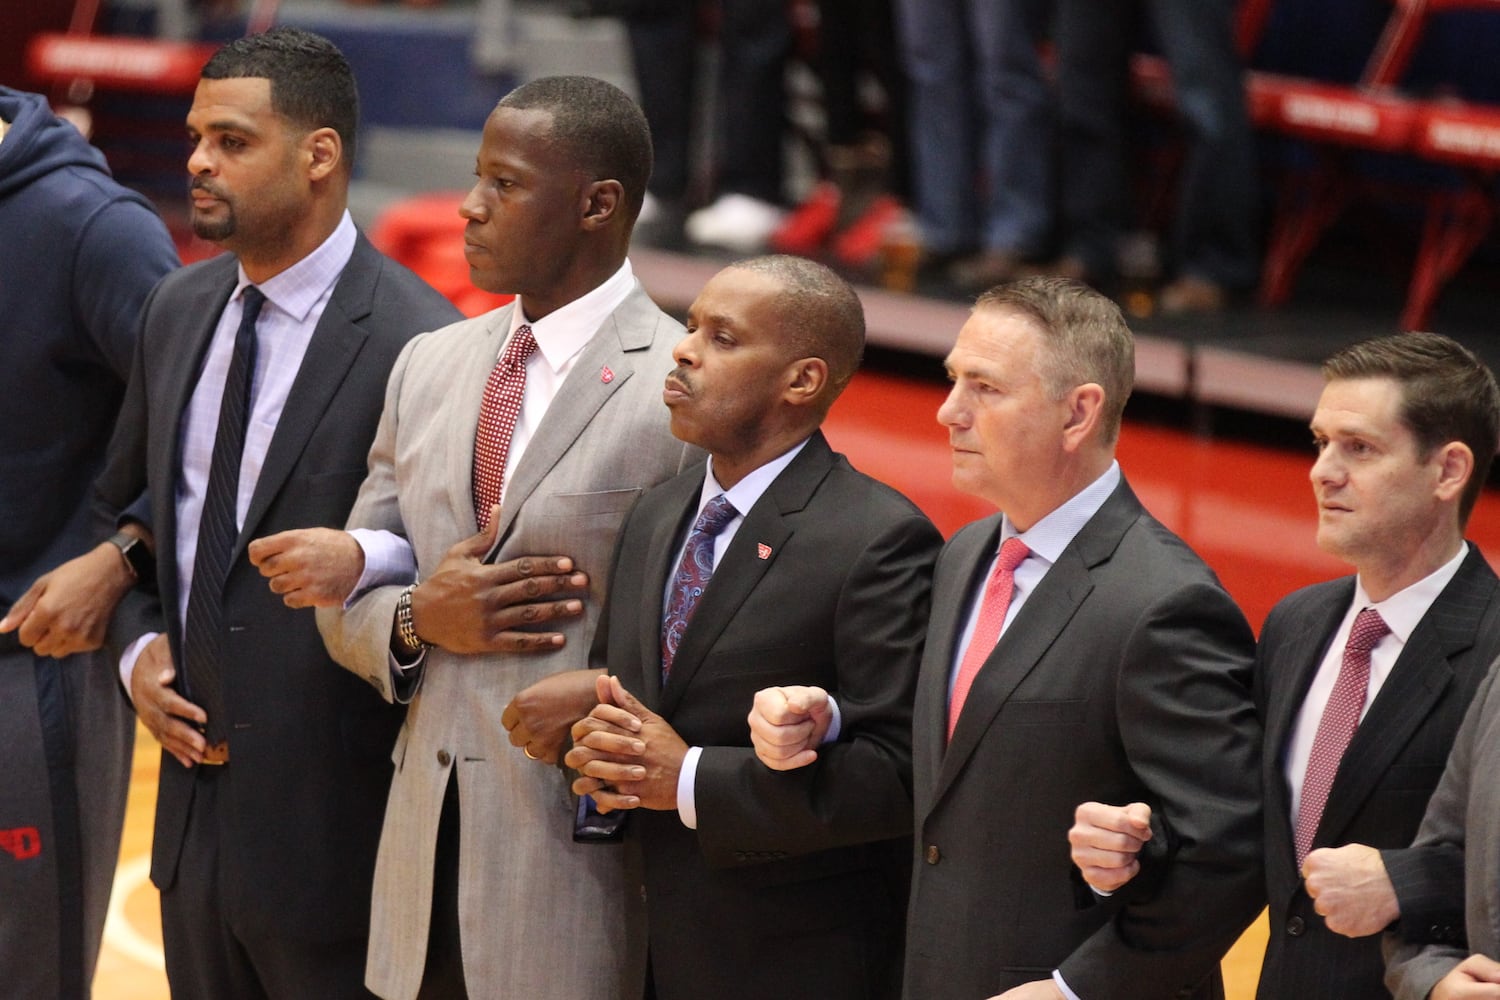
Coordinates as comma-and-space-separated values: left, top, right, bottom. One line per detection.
600, 366, 615, 384
757, 543, 772, 560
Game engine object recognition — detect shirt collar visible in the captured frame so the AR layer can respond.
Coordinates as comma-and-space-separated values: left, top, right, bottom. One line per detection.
233, 210, 357, 322
507, 259, 637, 371
1001, 461, 1122, 565
1353, 542, 1469, 643
699, 438, 812, 517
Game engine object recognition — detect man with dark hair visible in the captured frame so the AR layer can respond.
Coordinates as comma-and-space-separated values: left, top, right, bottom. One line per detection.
1073, 331, 1500, 1000
308, 75, 698, 999
0, 86, 178, 1000
564, 256, 940, 1000
11, 25, 463, 999
755, 277, 1264, 1000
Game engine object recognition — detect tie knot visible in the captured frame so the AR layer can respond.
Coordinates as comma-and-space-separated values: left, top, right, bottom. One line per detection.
241, 285, 266, 324
997, 537, 1030, 571
1348, 607, 1390, 654
694, 494, 738, 538
502, 324, 538, 368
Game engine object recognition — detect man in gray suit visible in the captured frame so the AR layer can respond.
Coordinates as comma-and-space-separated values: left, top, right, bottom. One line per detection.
1385, 658, 1500, 1000
1073, 332, 1500, 1000
755, 277, 1263, 1000
313, 77, 696, 1000
12, 27, 462, 999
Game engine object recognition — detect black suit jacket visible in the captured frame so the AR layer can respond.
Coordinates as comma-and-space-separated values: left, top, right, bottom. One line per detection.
1255, 545, 1500, 1000
98, 235, 460, 942
594, 433, 942, 1000
905, 479, 1264, 1000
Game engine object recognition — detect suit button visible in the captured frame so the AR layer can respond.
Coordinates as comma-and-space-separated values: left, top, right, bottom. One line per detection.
639, 885, 647, 902
1286, 916, 1305, 936
437, 749, 451, 767
924, 845, 941, 865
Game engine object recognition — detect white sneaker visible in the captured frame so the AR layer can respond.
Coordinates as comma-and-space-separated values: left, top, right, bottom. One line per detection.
684, 193, 786, 253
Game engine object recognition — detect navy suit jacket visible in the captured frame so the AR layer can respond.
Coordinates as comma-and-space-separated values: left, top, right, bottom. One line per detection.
98, 234, 460, 941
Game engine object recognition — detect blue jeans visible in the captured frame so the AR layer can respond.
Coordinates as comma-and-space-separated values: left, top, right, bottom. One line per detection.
895, 0, 1054, 257
1056, 0, 1259, 286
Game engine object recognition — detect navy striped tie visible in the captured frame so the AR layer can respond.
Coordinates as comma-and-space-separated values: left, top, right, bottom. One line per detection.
182, 286, 265, 748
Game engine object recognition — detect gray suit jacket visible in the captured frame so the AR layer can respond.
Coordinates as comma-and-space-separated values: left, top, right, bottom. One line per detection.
97, 235, 460, 943
1257, 547, 1500, 1000
1385, 651, 1500, 999
904, 479, 1264, 1000
319, 284, 696, 1000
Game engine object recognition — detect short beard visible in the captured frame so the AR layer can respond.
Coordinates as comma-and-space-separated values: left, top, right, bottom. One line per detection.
191, 210, 236, 242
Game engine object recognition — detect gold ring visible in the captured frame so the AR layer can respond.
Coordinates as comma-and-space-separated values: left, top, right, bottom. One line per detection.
523, 746, 539, 760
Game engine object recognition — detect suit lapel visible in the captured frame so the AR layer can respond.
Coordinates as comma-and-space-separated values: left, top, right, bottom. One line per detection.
157, 258, 238, 625
914, 517, 998, 814
237, 237, 379, 553
658, 435, 835, 718
1314, 549, 1498, 849
1260, 583, 1347, 879
490, 287, 667, 553
930, 483, 1139, 810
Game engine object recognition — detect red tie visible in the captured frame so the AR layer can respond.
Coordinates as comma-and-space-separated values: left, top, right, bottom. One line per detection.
1294, 607, 1390, 866
472, 324, 537, 532
948, 538, 1030, 741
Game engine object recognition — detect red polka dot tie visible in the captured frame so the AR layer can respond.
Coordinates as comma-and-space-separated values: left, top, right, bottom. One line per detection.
1294, 607, 1390, 867
472, 325, 537, 532
948, 537, 1030, 742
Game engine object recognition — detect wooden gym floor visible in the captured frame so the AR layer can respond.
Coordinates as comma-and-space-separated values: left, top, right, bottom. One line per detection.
94, 367, 1500, 999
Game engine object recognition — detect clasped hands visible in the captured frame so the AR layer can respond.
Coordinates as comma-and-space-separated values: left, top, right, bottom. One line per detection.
565, 674, 687, 812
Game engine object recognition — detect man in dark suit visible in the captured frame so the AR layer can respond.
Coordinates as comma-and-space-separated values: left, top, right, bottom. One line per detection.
1073, 331, 1500, 1000
757, 277, 1264, 1000
78, 28, 458, 998
563, 255, 942, 1000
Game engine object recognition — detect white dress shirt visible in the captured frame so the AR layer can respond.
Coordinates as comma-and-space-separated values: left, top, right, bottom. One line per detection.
1283, 542, 1468, 826
119, 212, 359, 691
949, 462, 1121, 691
347, 260, 639, 596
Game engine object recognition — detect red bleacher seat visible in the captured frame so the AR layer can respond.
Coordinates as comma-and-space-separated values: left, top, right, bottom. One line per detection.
1251, 0, 1500, 328
370, 192, 515, 318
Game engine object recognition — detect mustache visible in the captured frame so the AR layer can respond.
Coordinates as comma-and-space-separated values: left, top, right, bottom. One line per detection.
666, 367, 693, 394
190, 177, 226, 199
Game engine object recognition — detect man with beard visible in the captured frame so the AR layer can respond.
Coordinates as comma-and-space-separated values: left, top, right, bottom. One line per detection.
50, 26, 458, 998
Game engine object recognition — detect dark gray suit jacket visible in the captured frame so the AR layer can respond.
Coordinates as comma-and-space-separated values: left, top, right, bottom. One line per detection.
98, 235, 460, 942
904, 479, 1263, 1000
1256, 545, 1500, 1000
596, 433, 941, 1000
1385, 652, 1500, 999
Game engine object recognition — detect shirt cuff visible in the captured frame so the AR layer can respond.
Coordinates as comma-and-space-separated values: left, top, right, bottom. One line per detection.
823, 694, 843, 744
119, 631, 161, 699
347, 528, 417, 607
677, 745, 704, 829
1053, 969, 1081, 1000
